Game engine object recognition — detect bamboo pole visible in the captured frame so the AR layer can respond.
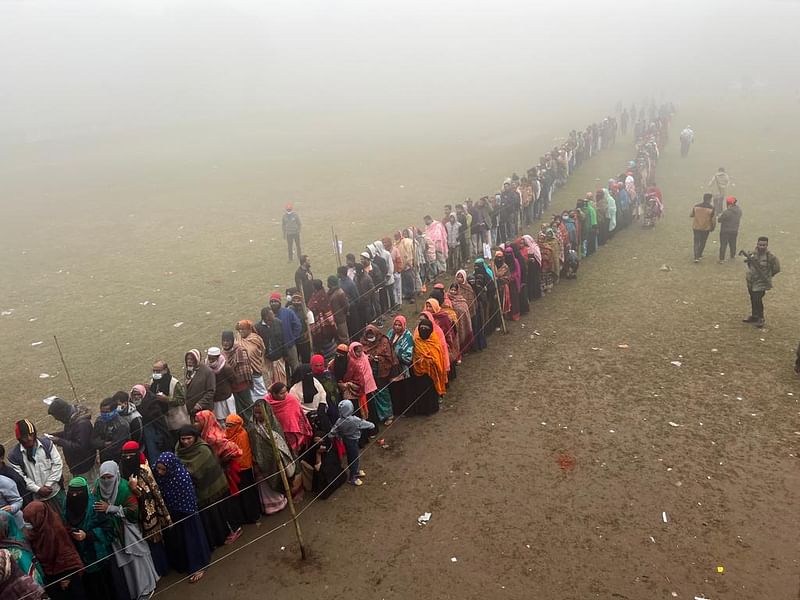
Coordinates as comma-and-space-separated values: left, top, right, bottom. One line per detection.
53, 335, 81, 404
262, 410, 307, 559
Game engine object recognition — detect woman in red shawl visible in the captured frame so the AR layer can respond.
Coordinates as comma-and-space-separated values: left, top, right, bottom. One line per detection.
194, 410, 243, 495
266, 381, 313, 455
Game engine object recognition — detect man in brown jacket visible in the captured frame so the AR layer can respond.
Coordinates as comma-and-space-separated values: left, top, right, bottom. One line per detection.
690, 193, 716, 262
183, 348, 216, 419
327, 275, 350, 344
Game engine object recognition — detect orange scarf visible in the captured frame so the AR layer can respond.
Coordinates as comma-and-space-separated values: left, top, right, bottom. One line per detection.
412, 328, 448, 396
225, 414, 253, 470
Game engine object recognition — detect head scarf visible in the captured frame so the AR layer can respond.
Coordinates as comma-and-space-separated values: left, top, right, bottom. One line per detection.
474, 258, 494, 280
65, 477, 89, 529
361, 325, 396, 379
343, 342, 378, 394
21, 501, 84, 576
120, 440, 146, 479
454, 271, 476, 315
47, 398, 73, 424
130, 384, 148, 401
194, 410, 242, 463
420, 310, 450, 369
266, 390, 313, 440
224, 414, 253, 470
310, 354, 326, 375
521, 235, 542, 265
154, 452, 198, 514
96, 460, 121, 506
504, 246, 522, 290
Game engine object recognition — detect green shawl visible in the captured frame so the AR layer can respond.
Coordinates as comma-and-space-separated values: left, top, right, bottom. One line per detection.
175, 440, 229, 506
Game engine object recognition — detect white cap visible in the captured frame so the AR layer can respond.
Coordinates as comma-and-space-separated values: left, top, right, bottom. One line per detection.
207, 346, 221, 357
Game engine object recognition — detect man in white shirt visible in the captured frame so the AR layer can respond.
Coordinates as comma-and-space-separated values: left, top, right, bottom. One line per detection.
8, 419, 64, 511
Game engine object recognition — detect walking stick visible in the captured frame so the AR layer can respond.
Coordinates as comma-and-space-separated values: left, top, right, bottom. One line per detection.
53, 335, 81, 404
263, 412, 307, 559
493, 277, 508, 334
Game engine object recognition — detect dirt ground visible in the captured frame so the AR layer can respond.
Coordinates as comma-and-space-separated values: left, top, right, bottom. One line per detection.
148, 98, 798, 599
4, 96, 799, 599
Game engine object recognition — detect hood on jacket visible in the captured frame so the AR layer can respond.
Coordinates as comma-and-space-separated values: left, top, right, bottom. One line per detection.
374, 240, 385, 253
338, 399, 354, 418
366, 243, 377, 258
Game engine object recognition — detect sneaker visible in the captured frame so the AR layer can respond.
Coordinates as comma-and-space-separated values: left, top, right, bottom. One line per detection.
349, 478, 364, 486
718, 260, 725, 264
742, 316, 757, 323
357, 470, 366, 477
694, 259, 700, 263
755, 319, 765, 328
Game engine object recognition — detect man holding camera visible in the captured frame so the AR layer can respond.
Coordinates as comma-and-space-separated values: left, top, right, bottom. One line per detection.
742, 236, 780, 328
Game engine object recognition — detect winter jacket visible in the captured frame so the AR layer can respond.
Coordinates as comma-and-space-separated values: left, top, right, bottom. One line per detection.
91, 416, 131, 463
717, 205, 742, 233
8, 438, 63, 501
330, 400, 375, 441
282, 211, 302, 236
49, 404, 96, 476
185, 364, 216, 415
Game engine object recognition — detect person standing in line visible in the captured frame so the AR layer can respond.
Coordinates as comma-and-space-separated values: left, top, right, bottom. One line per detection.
183, 349, 216, 420
205, 347, 237, 423
150, 360, 191, 443
91, 397, 131, 464
708, 167, 732, 215
236, 319, 268, 402
282, 203, 302, 263
327, 275, 350, 344
221, 330, 253, 421
294, 255, 314, 301
717, 196, 742, 263
690, 193, 716, 262
742, 236, 780, 329
269, 293, 302, 374
445, 213, 462, 274
8, 420, 65, 512
45, 397, 97, 482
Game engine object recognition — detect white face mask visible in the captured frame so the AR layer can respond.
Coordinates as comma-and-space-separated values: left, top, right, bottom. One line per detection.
152, 372, 163, 381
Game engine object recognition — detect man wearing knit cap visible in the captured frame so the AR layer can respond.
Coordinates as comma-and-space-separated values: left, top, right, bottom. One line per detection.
269, 292, 302, 374
8, 419, 65, 509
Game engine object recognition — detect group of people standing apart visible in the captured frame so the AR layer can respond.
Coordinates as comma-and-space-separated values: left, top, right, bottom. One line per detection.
688, 167, 780, 329
0, 102, 675, 599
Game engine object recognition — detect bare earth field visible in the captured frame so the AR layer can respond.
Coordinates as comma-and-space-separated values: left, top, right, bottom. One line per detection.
3, 97, 800, 599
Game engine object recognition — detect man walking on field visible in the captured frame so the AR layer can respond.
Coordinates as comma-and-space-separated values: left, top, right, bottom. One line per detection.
690, 194, 715, 262
717, 196, 742, 262
708, 167, 731, 215
742, 236, 780, 329
282, 203, 302, 263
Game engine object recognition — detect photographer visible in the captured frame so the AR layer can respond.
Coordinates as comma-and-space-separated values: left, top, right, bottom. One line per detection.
741, 236, 780, 328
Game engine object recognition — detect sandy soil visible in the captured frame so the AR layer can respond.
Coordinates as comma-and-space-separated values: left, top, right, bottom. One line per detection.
146, 99, 800, 599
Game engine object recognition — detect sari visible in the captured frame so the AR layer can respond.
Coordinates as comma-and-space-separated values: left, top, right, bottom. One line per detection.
194, 410, 242, 495
425, 298, 459, 363
0, 512, 43, 585
387, 316, 414, 379
247, 400, 291, 513
445, 284, 474, 353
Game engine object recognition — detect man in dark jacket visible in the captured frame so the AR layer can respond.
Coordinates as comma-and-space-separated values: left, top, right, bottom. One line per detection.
269, 292, 302, 373
294, 255, 315, 301
282, 203, 302, 262
256, 305, 288, 385
717, 196, 743, 262
328, 275, 350, 344
46, 397, 97, 479
91, 396, 130, 464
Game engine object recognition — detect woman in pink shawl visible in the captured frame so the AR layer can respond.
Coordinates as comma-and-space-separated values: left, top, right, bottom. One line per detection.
265, 382, 313, 455
446, 282, 474, 354
503, 246, 522, 321
339, 341, 379, 433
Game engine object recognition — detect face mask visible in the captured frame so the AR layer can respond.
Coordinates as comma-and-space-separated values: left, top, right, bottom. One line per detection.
100, 409, 118, 422
152, 372, 163, 381
365, 335, 376, 343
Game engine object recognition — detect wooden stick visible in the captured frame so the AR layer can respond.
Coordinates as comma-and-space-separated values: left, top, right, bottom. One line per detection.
53, 335, 81, 404
493, 273, 508, 334
263, 410, 307, 559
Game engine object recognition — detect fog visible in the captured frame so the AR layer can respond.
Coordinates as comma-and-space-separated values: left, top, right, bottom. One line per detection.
1, 0, 798, 149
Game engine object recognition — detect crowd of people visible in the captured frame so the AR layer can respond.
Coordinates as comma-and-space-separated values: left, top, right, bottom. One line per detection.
0, 101, 678, 599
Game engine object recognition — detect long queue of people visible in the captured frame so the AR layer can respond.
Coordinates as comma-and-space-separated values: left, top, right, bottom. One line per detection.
0, 103, 675, 600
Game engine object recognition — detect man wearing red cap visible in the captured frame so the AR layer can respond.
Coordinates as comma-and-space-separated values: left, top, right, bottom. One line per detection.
282, 203, 302, 263
717, 196, 742, 262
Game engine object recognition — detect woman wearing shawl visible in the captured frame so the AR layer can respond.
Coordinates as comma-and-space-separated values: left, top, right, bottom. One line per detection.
521, 235, 543, 301
307, 279, 337, 359
22, 500, 86, 600
154, 452, 210, 583
0, 548, 45, 600
137, 392, 173, 467
360, 325, 397, 425
64, 477, 124, 600
310, 354, 340, 423
404, 318, 446, 415
224, 414, 261, 523
605, 188, 618, 236
247, 400, 290, 514
445, 283, 474, 353
93, 461, 158, 600
424, 299, 459, 371
396, 230, 416, 303
502, 246, 521, 321
175, 425, 243, 548
0, 511, 43, 585
193, 410, 244, 513
509, 243, 529, 316
265, 382, 313, 455
339, 342, 380, 437
387, 316, 414, 379
119, 441, 171, 576
474, 258, 500, 332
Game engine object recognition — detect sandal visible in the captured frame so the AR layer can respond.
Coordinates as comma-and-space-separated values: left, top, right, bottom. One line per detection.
224, 527, 243, 545
189, 571, 205, 584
